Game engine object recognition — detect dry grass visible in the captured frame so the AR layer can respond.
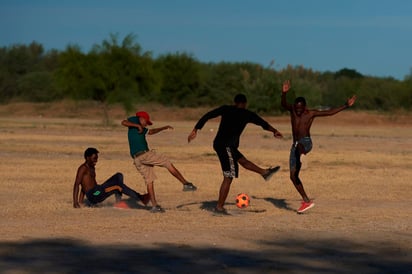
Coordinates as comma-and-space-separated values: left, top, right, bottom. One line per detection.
0, 102, 411, 273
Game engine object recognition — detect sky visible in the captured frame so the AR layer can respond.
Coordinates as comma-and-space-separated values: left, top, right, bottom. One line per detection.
1, 0, 412, 80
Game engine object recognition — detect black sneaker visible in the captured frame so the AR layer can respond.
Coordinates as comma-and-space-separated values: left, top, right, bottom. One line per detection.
150, 205, 165, 213
262, 166, 280, 181
183, 182, 197, 192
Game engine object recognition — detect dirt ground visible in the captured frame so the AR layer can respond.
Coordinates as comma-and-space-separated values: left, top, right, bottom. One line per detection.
0, 102, 411, 273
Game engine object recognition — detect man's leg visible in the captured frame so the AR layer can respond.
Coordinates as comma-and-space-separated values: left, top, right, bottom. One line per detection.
144, 151, 196, 190
216, 176, 233, 211
166, 163, 197, 191
290, 147, 310, 202
290, 146, 314, 213
238, 157, 266, 174
132, 157, 157, 205
120, 181, 143, 201
145, 181, 165, 213
105, 172, 145, 202
101, 173, 124, 202
146, 181, 157, 207
290, 169, 310, 202
121, 179, 150, 205
166, 163, 188, 184
238, 157, 280, 181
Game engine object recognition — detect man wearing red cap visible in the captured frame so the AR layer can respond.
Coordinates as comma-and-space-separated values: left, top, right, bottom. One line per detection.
121, 111, 197, 213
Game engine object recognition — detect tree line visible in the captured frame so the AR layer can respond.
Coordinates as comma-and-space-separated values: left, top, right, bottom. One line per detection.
1, 33, 411, 115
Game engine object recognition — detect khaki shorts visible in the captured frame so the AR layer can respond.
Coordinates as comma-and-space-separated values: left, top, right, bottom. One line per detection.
133, 150, 172, 185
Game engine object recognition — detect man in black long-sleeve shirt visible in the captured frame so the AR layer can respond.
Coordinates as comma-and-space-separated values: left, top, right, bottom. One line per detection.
188, 94, 283, 214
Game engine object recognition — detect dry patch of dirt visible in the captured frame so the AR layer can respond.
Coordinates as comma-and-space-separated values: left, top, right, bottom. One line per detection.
0, 101, 411, 273
1, 100, 411, 126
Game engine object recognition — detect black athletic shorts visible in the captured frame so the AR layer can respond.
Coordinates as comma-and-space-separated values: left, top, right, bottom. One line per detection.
213, 143, 244, 178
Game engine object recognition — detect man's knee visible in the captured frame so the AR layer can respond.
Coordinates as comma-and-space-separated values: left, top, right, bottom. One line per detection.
223, 176, 233, 184
166, 162, 175, 170
114, 172, 124, 182
289, 169, 301, 185
238, 156, 247, 165
289, 171, 295, 181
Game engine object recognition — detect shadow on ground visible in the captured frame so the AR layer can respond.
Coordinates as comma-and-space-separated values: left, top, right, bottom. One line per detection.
258, 196, 295, 212
179, 199, 291, 213
0, 237, 410, 274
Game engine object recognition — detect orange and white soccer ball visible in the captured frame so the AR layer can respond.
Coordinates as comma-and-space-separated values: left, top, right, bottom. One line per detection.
236, 193, 250, 208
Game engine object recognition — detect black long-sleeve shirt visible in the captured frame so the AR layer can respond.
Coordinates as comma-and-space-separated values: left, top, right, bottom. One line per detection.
194, 105, 271, 147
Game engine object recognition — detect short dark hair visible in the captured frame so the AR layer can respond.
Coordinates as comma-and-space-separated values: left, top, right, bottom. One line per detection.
84, 147, 99, 159
234, 93, 247, 103
294, 97, 306, 106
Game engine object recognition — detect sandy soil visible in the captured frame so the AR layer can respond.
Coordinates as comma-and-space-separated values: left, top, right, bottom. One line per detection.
0, 102, 411, 273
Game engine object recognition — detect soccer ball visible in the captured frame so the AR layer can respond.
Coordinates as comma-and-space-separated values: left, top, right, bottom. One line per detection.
236, 193, 250, 208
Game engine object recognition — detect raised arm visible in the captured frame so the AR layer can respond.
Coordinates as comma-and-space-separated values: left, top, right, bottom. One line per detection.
281, 80, 292, 110
313, 95, 357, 117
346, 95, 357, 107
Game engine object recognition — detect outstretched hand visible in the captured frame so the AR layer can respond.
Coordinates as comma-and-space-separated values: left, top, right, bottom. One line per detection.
347, 95, 357, 107
188, 129, 197, 143
282, 80, 291, 93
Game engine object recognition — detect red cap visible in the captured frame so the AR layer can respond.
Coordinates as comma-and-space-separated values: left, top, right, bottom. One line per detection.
136, 111, 152, 125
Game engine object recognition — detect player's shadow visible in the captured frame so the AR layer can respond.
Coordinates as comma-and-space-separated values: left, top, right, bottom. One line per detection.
252, 196, 295, 211
176, 200, 218, 212
177, 200, 240, 213
86, 199, 150, 210
177, 198, 294, 212
199, 200, 217, 211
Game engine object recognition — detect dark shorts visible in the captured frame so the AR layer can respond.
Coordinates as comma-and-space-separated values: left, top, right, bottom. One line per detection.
85, 173, 125, 204
213, 144, 244, 178
289, 137, 313, 170
86, 185, 106, 204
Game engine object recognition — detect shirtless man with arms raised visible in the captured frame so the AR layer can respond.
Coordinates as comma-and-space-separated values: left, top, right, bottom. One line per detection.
281, 80, 357, 213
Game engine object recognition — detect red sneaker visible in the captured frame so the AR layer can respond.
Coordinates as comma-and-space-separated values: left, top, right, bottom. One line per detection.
297, 201, 314, 214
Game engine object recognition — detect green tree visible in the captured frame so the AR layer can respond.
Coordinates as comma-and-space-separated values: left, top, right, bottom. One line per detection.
239, 62, 282, 113
1, 38, 411, 114
334, 68, 364, 79
197, 62, 245, 106
17, 71, 58, 102
357, 77, 405, 111
401, 70, 412, 109
57, 33, 158, 124
154, 52, 202, 106
0, 41, 60, 102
